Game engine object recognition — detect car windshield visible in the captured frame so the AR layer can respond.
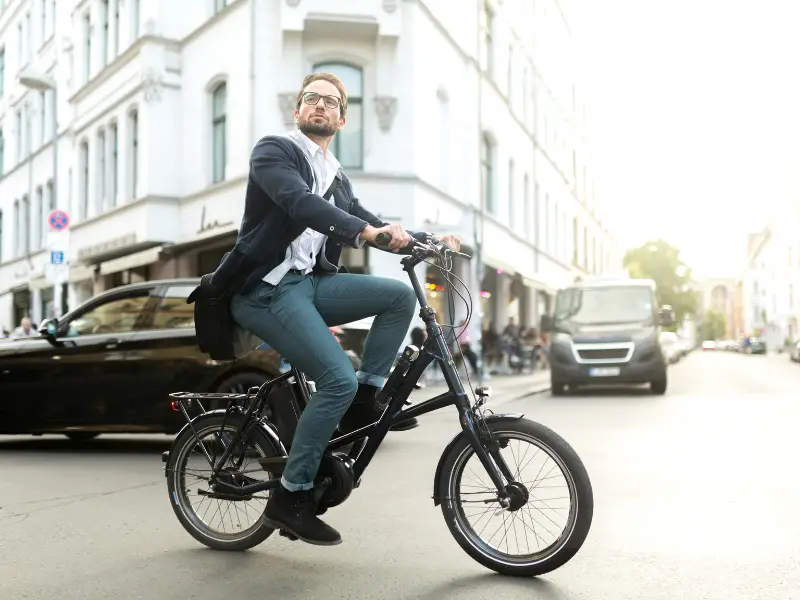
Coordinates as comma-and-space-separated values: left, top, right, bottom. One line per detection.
553, 286, 655, 325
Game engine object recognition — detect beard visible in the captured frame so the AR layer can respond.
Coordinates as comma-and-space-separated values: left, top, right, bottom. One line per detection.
298, 115, 337, 137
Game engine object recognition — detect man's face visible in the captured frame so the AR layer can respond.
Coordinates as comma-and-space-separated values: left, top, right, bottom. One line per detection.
295, 79, 346, 138
21, 318, 31, 330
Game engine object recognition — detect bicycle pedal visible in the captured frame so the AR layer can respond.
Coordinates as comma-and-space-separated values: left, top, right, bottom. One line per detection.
279, 529, 299, 541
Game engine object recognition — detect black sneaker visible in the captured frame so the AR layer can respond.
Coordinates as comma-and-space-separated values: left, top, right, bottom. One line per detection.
265, 485, 342, 546
340, 384, 418, 433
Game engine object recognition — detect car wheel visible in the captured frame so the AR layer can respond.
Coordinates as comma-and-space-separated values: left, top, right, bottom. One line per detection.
650, 377, 668, 395
65, 432, 100, 442
211, 372, 271, 410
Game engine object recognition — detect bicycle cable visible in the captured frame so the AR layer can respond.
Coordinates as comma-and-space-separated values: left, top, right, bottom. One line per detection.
421, 242, 481, 407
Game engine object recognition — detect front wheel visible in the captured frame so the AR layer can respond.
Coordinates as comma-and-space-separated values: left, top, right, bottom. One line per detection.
437, 418, 593, 577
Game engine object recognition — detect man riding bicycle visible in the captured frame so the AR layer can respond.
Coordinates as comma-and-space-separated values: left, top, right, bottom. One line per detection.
211, 72, 461, 546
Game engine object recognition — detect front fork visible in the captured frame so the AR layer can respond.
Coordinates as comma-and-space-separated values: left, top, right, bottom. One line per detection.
459, 406, 517, 504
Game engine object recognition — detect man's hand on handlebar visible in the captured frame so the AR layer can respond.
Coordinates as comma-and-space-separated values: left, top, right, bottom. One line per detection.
360, 224, 412, 252
437, 234, 462, 252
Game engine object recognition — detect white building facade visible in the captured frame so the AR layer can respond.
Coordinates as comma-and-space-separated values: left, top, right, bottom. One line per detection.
742, 207, 800, 347
0, 0, 620, 339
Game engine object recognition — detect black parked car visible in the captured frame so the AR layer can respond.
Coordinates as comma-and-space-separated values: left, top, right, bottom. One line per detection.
0, 278, 285, 439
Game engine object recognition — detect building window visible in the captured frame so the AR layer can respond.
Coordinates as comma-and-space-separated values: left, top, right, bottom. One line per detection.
13, 200, 19, 257
97, 129, 106, 211
47, 0, 56, 40
22, 195, 30, 255
38, 91, 46, 147
33, 186, 42, 249
522, 65, 529, 122
46, 179, 54, 211
113, 0, 119, 55
582, 227, 588, 268
480, 133, 494, 214
84, 12, 92, 81
214, 0, 227, 13
101, 0, 109, 67
572, 217, 578, 264
0, 209, 3, 263
39, 0, 46, 43
109, 122, 118, 206
79, 140, 89, 218
211, 83, 226, 183
132, 0, 140, 38
507, 158, 514, 223
45, 180, 53, 242
129, 109, 138, 199
25, 12, 31, 62
523, 173, 530, 237
507, 44, 514, 99
15, 109, 22, 162
16, 23, 22, 67
0, 127, 4, 176
479, 1, 494, 76
543, 193, 550, 251
0, 47, 5, 97
312, 62, 363, 169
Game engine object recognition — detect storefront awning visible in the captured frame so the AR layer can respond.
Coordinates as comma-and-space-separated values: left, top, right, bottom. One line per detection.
159, 230, 237, 257
98, 246, 165, 276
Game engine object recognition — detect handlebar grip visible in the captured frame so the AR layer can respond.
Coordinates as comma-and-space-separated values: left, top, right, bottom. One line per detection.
374, 232, 392, 246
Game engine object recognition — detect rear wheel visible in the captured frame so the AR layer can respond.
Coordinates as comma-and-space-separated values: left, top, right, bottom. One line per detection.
166, 412, 282, 551
437, 418, 593, 577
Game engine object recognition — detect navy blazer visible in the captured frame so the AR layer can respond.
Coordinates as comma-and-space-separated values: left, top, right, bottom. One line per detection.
211, 134, 425, 295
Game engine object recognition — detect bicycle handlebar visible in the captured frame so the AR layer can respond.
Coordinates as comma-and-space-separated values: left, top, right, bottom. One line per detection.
374, 232, 471, 260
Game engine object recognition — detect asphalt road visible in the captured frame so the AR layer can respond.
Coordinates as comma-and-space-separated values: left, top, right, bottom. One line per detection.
1, 351, 798, 600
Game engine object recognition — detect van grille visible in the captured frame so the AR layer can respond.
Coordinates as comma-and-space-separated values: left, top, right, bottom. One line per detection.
577, 348, 629, 361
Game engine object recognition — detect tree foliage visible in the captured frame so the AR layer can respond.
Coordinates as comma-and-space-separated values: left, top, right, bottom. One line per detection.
700, 308, 726, 341
623, 239, 698, 328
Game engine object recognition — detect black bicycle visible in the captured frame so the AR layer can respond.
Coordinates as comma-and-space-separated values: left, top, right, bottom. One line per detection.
162, 233, 593, 577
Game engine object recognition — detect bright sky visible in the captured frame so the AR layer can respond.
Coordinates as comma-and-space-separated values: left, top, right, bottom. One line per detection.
574, 1, 800, 279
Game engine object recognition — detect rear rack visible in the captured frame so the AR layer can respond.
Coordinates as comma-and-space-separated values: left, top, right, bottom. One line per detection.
169, 391, 254, 401
169, 387, 262, 424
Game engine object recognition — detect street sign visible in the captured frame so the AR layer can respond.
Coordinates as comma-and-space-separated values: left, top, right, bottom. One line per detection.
50, 251, 65, 265
48, 209, 70, 232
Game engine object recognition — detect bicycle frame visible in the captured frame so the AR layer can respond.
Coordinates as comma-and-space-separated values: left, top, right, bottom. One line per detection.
180, 245, 515, 500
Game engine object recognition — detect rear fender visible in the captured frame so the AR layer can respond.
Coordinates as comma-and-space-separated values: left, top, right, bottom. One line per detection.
432, 412, 524, 505
162, 409, 286, 475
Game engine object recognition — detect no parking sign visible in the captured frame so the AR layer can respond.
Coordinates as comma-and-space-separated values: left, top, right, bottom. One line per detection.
48, 209, 70, 232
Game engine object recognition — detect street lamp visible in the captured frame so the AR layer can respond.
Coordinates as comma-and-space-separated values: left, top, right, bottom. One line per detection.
18, 69, 61, 317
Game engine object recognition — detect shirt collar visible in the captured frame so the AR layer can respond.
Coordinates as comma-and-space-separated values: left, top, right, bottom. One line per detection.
291, 129, 341, 171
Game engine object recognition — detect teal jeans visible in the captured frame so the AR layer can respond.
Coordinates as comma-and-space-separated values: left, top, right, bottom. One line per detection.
230, 273, 417, 491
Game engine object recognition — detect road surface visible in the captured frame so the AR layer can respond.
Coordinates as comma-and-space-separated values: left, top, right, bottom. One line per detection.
1, 351, 797, 599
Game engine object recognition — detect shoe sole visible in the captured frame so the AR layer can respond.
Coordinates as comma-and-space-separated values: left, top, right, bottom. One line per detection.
264, 518, 342, 546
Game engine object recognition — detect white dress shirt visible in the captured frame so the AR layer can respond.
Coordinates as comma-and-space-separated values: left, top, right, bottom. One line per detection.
263, 130, 341, 285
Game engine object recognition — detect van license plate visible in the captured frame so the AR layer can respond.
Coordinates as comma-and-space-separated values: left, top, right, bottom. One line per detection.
589, 367, 620, 377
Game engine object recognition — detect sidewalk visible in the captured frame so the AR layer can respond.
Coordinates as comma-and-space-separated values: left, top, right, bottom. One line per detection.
417, 369, 551, 402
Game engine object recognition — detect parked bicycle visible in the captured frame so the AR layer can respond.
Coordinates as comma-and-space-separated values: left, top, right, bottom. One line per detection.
162, 233, 594, 577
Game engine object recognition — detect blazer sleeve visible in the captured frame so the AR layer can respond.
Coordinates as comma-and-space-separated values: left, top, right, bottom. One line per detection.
250, 136, 368, 248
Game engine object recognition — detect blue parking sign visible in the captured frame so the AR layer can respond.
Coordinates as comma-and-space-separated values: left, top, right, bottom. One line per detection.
50, 251, 64, 265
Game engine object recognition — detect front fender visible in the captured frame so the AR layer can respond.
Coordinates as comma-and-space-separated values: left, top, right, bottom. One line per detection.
432, 412, 524, 505
162, 409, 286, 475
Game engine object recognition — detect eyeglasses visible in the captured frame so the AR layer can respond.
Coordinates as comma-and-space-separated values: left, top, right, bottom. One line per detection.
301, 91, 341, 110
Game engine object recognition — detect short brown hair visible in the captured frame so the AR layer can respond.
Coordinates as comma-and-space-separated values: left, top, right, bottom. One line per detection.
295, 72, 348, 117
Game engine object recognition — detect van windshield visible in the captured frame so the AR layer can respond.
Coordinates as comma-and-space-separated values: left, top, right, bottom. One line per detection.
553, 286, 655, 326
